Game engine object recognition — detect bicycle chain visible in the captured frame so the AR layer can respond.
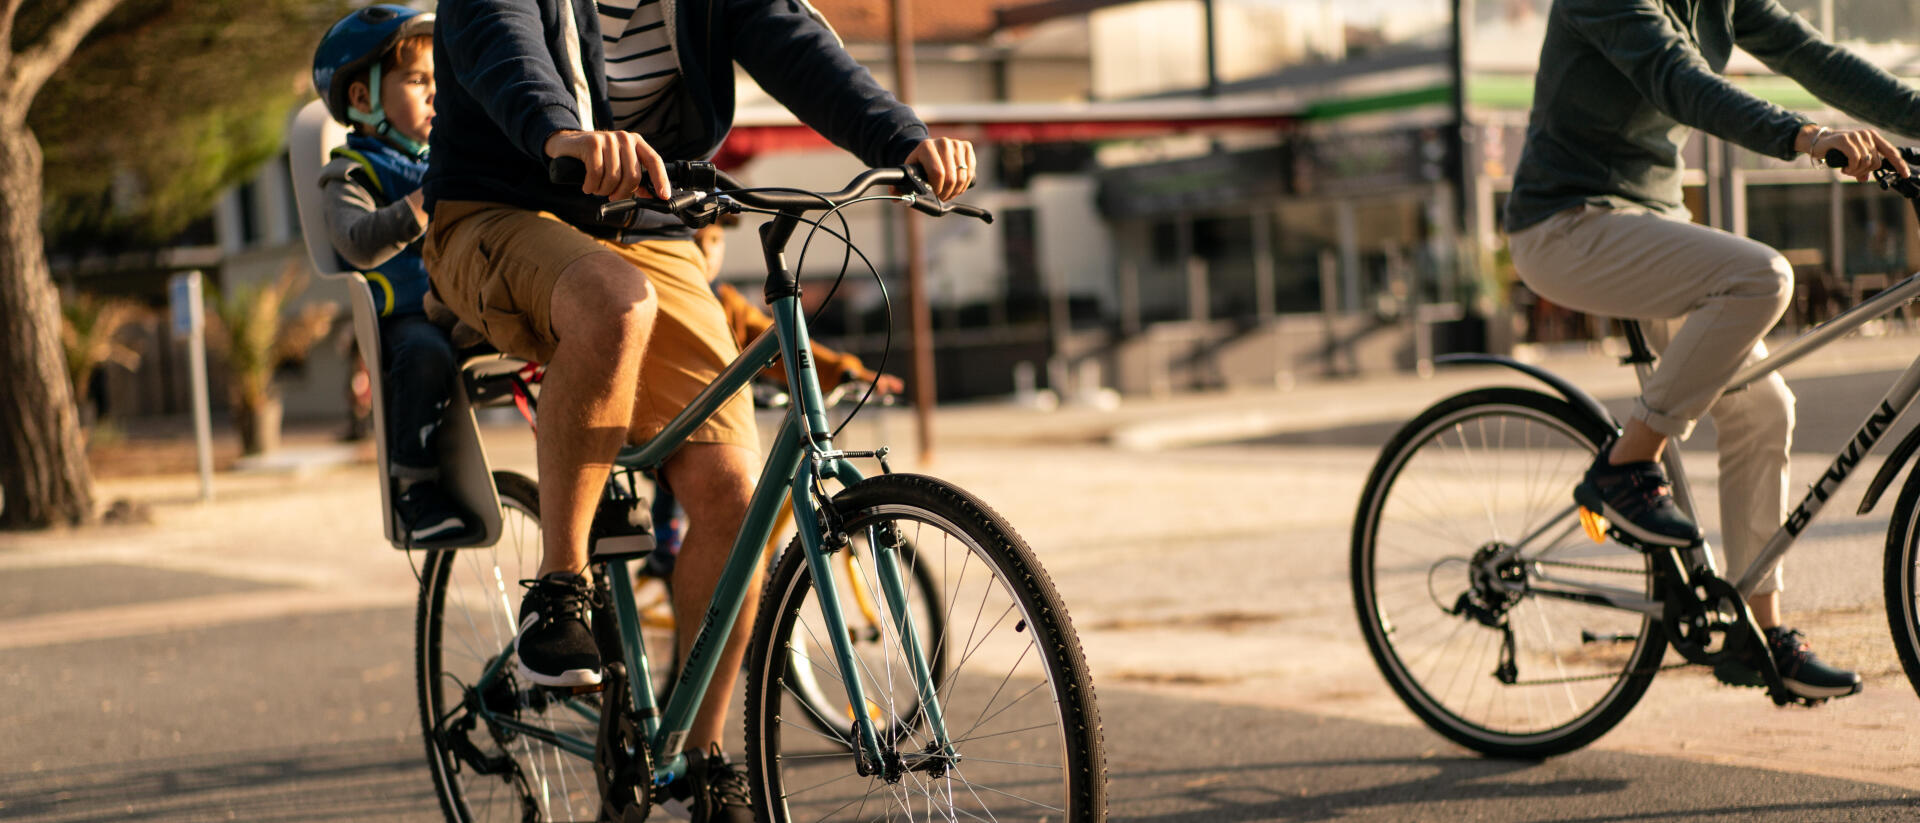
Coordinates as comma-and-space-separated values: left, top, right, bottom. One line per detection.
1500, 559, 1681, 685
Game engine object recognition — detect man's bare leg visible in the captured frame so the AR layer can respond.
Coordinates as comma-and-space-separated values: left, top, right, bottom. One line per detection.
662, 442, 760, 752
538, 253, 658, 578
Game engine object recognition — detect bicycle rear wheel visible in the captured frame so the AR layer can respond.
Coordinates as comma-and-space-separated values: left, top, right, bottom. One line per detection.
745, 474, 1106, 822
418, 471, 602, 821
1353, 388, 1667, 758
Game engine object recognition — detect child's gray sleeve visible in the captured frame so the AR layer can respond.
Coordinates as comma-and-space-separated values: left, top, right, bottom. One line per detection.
318, 156, 426, 271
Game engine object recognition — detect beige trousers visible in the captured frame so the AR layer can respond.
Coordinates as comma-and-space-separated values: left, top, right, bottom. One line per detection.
1510, 205, 1791, 593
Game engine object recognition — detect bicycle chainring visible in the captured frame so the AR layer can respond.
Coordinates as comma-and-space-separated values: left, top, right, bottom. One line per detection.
596, 663, 653, 822
1662, 575, 1754, 665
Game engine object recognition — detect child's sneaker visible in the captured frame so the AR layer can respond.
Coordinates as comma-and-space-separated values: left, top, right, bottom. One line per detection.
395, 481, 476, 544
514, 572, 603, 687
1573, 457, 1701, 547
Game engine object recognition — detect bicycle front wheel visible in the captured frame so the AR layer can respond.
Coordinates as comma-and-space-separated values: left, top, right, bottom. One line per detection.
745, 473, 1106, 822
418, 471, 602, 821
1353, 388, 1666, 758
1882, 470, 1920, 700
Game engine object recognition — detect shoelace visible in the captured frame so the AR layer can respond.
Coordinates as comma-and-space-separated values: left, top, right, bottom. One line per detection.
522, 577, 592, 624
1769, 628, 1812, 668
704, 743, 753, 807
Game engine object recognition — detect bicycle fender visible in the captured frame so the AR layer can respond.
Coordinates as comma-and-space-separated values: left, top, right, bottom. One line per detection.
1433, 354, 1620, 433
1858, 420, 1920, 515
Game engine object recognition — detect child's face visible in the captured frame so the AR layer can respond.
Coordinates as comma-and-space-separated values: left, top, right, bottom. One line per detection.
353, 45, 434, 144
695, 225, 726, 281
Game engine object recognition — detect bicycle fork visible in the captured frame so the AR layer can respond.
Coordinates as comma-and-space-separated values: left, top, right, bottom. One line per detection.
791, 455, 959, 780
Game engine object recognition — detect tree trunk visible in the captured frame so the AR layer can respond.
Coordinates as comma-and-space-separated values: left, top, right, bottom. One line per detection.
0, 122, 95, 528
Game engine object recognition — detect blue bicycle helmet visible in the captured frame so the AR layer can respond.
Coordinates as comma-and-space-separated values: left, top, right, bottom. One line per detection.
312, 4, 434, 155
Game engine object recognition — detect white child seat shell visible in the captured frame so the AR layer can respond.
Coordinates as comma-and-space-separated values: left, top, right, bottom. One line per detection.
287, 98, 506, 549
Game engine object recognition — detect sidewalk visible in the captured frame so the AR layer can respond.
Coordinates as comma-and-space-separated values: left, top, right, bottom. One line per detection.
932, 327, 1920, 452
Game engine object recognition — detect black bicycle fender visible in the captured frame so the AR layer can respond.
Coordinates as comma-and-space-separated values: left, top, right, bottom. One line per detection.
1433, 354, 1621, 434
1859, 420, 1920, 515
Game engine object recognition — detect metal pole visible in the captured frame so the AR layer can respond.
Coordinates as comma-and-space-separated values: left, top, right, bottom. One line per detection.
891, 0, 937, 462
1202, 0, 1219, 97
171, 270, 214, 501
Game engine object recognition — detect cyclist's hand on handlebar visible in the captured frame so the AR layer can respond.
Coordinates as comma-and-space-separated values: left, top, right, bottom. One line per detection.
543, 129, 670, 200
905, 137, 976, 201
865, 372, 905, 397
1808, 126, 1910, 181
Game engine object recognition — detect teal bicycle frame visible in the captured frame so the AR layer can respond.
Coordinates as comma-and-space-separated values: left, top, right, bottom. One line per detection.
472, 210, 956, 787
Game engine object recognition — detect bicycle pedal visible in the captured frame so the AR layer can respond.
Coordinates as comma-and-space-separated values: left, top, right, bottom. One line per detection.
1578, 507, 1610, 544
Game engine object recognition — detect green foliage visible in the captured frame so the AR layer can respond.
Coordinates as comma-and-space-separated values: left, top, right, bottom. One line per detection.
28, 0, 357, 248
208, 264, 338, 413
59, 294, 147, 407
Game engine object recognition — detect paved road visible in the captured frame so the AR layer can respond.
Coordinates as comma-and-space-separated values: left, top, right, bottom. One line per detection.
7, 339, 1920, 820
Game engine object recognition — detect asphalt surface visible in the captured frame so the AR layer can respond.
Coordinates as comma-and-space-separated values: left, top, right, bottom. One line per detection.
9, 333, 1920, 820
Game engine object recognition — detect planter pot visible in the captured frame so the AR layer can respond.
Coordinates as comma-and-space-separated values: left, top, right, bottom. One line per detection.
237, 395, 283, 455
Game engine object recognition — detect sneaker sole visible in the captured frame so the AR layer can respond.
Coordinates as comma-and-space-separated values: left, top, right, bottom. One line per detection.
514, 658, 604, 687
514, 614, 604, 688
1573, 483, 1699, 548
1784, 677, 1863, 699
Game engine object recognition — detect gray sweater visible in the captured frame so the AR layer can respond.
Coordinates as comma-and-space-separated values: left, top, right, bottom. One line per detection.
319, 155, 425, 272
1505, 0, 1920, 233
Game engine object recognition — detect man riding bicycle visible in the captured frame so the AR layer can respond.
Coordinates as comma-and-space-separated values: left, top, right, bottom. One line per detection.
419, 0, 973, 818
1506, 0, 1920, 701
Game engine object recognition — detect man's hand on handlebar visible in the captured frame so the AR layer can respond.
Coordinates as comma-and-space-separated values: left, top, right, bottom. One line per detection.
1804, 125, 1911, 181
544, 129, 671, 200
905, 137, 976, 201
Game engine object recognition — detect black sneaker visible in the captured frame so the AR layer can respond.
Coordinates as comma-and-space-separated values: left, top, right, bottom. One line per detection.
515, 572, 603, 687
395, 481, 476, 545
677, 744, 754, 823
1766, 626, 1862, 699
1574, 457, 1701, 548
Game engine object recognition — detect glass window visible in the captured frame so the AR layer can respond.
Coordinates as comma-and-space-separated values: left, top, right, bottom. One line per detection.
1139, 220, 1191, 324
1745, 183, 1832, 269
1841, 182, 1912, 279
1835, 0, 1920, 45
1195, 215, 1259, 321
1272, 200, 1336, 314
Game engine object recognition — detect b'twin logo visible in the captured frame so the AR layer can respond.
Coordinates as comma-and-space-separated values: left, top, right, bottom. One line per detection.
1786, 400, 1898, 536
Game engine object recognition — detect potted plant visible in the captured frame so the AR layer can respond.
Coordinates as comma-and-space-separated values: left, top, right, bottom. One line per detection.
59, 293, 147, 433
209, 264, 337, 455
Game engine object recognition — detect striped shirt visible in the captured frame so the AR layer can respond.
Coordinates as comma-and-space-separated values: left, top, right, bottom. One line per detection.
597, 0, 680, 133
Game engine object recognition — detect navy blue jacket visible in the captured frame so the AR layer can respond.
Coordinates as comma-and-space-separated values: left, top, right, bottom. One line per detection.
424, 0, 930, 224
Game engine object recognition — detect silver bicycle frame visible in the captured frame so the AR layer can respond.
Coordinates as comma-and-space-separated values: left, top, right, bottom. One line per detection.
1605, 270, 1920, 598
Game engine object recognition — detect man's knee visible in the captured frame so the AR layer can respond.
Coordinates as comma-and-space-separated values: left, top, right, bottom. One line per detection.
1732, 251, 1795, 313
553, 253, 658, 353
668, 444, 757, 521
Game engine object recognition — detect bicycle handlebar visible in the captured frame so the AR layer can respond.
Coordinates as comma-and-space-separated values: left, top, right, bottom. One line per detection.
1823, 147, 1920, 198
546, 157, 994, 224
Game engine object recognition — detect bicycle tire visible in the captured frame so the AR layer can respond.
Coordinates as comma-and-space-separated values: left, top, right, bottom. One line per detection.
1353, 388, 1667, 758
744, 473, 1106, 822
1882, 468, 1920, 700
418, 471, 603, 821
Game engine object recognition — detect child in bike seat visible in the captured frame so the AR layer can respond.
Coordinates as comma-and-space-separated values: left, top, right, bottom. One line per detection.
312, 5, 476, 546
1504, 0, 1920, 701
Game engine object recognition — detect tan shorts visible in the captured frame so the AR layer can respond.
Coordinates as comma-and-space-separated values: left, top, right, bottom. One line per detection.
424, 200, 758, 451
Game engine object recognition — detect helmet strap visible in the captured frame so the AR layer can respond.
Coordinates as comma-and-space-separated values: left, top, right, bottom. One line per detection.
345, 63, 429, 159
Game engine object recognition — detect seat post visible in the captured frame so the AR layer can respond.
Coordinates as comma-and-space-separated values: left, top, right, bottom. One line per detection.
1618, 319, 1657, 366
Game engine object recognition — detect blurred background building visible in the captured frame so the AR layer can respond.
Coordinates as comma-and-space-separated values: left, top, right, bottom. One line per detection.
53, 0, 1920, 429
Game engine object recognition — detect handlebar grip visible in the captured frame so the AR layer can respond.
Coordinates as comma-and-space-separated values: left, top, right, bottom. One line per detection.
1825, 149, 1898, 174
